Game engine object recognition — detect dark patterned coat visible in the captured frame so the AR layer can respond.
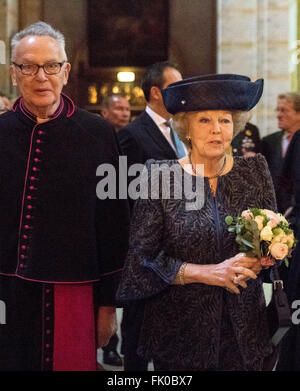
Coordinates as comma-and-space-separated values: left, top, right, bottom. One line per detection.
117, 154, 276, 370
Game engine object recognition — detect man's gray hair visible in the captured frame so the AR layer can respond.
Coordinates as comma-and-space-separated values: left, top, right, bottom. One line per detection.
278, 92, 300, 113
11, 21, 67, 61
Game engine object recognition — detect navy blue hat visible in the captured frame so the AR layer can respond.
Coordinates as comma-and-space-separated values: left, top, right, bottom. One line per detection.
161, 73, 264, 114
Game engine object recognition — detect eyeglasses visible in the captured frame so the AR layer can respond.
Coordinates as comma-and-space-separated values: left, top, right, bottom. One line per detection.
12, 61, 66, 76
275, 108, 293, 114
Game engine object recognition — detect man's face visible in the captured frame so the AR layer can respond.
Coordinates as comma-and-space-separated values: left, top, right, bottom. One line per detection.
162, 67, 182, 90
10, 35, 71, 114
102, 96, 131, 132
276, 98, 300, 133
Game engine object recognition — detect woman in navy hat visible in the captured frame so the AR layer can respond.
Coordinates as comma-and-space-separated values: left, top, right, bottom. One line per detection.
117, 74, 277, 370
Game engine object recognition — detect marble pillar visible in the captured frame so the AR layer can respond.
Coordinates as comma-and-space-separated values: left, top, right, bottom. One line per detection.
217, 0, 290, 136
0, 0, 19, 96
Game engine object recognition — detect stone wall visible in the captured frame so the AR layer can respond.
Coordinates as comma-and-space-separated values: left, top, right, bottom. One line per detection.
0, 0, 19, 96
217, 0, 291, 137
169, 0, 216, 76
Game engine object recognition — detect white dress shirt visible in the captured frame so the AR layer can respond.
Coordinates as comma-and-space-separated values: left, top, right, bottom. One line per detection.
145, 106, 187, 156
145, 106, 176, 151
282, 131, 291, 157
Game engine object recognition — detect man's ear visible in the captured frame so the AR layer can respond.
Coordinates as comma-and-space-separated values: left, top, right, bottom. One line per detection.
101, 108, 108, 119
10, 65, 18, 87
63, 62, 71, 86
149, 86, 162, 101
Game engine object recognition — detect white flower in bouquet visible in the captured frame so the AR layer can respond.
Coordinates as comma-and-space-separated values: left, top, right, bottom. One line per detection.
260, 226, 273, 241
262, 209, 281, 228
254, 215, 264, 231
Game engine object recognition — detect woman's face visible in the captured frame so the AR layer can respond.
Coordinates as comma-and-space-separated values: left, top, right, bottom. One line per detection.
187, 110, 234, 159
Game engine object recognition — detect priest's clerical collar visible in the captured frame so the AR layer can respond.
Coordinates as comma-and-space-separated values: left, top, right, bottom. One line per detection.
19, 97, 64, 122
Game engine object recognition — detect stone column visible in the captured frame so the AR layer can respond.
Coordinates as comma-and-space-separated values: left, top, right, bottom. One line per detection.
0, 0, 19, 96
19, 0, 44, 29
169, 0, 217, 76
217, 0, 290, 136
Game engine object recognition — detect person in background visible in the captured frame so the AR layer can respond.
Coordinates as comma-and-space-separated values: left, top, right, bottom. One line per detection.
231, 122, 261, 157
117, 61, 183, 371
100, 93, 131, 367
275, 95, 300, 371
0, 98, 6, 115
0, 21, 130, 371
101, 94, 131, 133
0, 92, 12, 114
261, 93, 300, 215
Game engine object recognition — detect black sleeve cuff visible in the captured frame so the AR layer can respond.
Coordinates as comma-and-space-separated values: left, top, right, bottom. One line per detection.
94, 270, 122, 307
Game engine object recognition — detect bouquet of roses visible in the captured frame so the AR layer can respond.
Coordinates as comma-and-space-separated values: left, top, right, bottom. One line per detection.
225, 208, 297, 267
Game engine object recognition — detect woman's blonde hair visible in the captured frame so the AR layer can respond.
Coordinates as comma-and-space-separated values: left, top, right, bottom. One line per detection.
171, 110, 250, 150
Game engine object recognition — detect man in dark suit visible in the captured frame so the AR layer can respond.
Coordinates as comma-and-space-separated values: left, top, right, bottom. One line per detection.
100, 94, 131, 367
118, 61, 184, 169
118, 61, 183, 371
261, 92, 300, 214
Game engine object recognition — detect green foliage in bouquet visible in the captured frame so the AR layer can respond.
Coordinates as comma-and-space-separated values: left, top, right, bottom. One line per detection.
225, 214, 261, 258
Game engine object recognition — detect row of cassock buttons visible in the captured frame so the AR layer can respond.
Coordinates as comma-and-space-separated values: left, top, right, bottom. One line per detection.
44, 286, 53, 367
19, 129, 44, 269
18, 129, 53, 368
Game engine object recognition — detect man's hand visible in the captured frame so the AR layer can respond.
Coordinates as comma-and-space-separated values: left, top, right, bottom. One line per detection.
97, 306, 118, 348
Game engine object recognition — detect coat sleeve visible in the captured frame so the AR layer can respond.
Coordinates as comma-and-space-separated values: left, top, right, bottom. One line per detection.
116, 160, 184, 303
288, 132, 300, 208
93, 123, 131, 307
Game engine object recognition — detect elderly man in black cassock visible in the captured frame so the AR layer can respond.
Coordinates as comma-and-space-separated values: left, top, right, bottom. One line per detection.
0, 21, 130, 371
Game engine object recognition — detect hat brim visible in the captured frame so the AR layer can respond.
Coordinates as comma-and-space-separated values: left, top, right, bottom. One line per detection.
162, 74, 264, 115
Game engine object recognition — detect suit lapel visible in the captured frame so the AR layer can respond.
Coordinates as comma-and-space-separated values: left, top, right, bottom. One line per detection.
141, 112, 177, 158
274, 131, 283, 162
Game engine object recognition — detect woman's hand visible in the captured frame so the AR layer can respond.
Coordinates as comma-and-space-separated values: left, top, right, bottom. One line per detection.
184, 257, 257, 294
231, 253, 262, 285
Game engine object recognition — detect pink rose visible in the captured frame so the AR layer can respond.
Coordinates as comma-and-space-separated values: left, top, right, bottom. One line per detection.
241, 209, 253, 221
263, 209, 281, 227
269, 242, 289, 260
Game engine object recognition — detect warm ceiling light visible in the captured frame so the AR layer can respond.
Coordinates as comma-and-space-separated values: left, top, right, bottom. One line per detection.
117, 71, 135, 82
88, 85, 98, 104
112, 85, 120, 94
